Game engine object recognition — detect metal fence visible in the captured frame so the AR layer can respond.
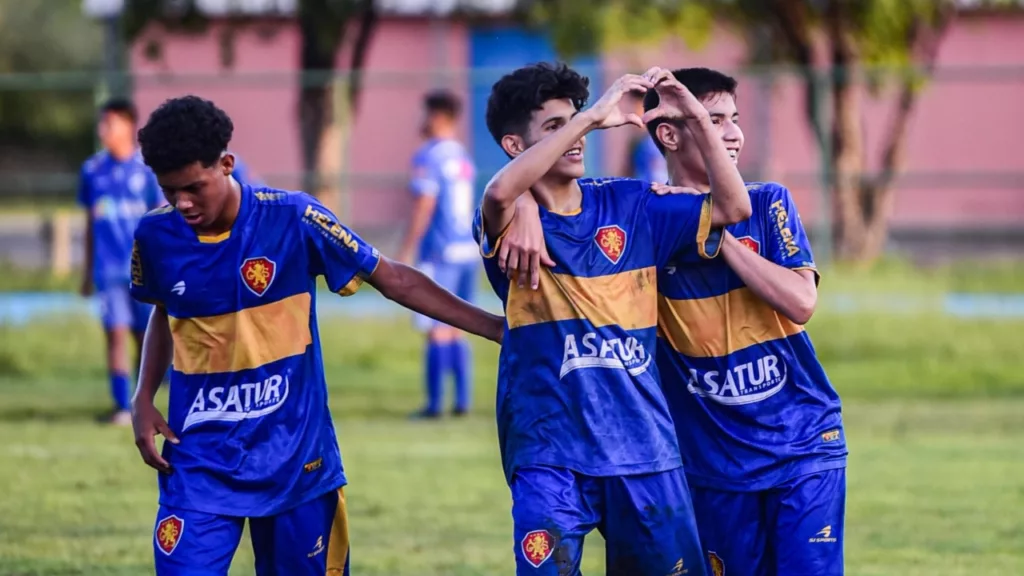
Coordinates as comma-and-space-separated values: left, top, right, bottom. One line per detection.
1, 65, 1023, 273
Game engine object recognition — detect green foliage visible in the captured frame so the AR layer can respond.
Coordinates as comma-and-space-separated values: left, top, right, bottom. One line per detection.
0, 0, 103, 151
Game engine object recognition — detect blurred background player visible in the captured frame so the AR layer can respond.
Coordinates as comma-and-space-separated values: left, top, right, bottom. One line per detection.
397, 90, 479, 419
78, 97, 162, 425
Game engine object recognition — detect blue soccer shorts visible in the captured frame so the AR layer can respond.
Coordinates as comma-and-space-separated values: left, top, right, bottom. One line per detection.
413, 261, 478, 332
153, 488, 350, 576
690, 468, 846, 576
98, 283, 152, 333
510, 465, 705, 576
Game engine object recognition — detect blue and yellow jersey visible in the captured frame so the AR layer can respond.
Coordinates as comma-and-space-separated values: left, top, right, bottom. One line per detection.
475, 178, 718, 483
656, 182, 847, 492
129, 185, 380, 517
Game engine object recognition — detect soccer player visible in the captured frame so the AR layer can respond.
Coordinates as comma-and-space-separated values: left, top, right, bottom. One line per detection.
397, 90, 479, 419
646, 68, 847, 576
128, 95, 504, 576
78, 97, 163, 425
498, 67, 848, 576
477, 63, 751, 575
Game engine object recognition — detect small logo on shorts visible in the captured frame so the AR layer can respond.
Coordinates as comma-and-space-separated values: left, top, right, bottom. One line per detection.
708, 551, 725, 576
521, 530, 554, 568
809, 525, 838, 543
668, 557, 689, 575
303, 457, 323, 473
155, 515, 184, 555
308, 535, 325, 558
822, 429, 841, 442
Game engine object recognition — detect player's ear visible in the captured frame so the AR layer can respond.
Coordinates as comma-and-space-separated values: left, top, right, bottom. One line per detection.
500, 134, 525, 159
656, 123, 681, 153
220, 152, 235, 176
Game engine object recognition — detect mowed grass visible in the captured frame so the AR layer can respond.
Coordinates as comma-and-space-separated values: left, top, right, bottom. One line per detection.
0, 308, 1023, 575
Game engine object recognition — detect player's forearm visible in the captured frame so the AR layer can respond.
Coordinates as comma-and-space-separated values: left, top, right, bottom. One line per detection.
373, 258, 503, 343
481, 114, 594, 235
398, 197, 435, 260
688, 118, 751, 226
720, 233, 817, 324
133, 306, 173, 405
82, 216, 95, 278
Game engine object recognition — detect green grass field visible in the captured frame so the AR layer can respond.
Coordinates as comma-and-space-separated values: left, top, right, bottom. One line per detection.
1, 264, 1024, 574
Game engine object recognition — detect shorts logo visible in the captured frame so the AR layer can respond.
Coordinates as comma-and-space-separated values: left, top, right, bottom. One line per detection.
708, 551, 725, 576
809, 525, 838, 543
822, 429, 841, 442
669, 557, 689, 575
303, 457, 323, 473
240, 256, 277, 297
155, 515, 184, 556
521, 529, 554, 568
736, 236, 760, 254
595, 225, 627, 264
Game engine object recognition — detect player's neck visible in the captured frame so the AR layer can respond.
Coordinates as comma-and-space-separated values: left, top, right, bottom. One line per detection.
668, 161, 711, 194
531, 177, 582, 215
430, 127, 456, 141
200, 178, 242, 236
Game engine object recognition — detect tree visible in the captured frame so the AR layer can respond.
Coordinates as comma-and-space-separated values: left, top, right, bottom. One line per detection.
520, 0, 1017, 262
122, 0, 379, 198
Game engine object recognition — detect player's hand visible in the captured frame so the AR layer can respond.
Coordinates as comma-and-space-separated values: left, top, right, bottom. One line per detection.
499, 204, 555, 290
651, 182, 702, 196
78, 278, 94, 297
583, 74, 653, 130
641, 71, 710, 125
132, 399, 179, 474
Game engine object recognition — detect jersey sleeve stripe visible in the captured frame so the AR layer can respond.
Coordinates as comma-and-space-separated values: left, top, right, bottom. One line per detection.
336, 257, 380, 297
478, 211, 512, 259
169, 292, 313, 374
696, 195, 718, 259
657, 287, 804, 358
507, 266, 658, 330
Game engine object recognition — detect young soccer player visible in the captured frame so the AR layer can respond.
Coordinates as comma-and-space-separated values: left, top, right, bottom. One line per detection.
647, 67, 847, 576
498, 67, 848, 576
78, 98, 163, 425
397, 90, 479, 419
477, 63, 751, 575
128, 95, 504, 576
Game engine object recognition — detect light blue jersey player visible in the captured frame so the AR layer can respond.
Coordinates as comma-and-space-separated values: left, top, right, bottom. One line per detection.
129, 96, 503, 576
479, 63, 752, 576
645, 68, 847, 576
398, 90, 479, 419
78, 98, 163, 424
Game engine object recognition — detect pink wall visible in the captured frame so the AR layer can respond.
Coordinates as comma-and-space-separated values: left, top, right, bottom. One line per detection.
130, 15, 1024, 241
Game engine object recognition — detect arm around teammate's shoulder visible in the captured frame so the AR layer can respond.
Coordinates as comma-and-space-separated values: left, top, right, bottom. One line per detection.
367, 257, 505, 344
686, 115, 750, 226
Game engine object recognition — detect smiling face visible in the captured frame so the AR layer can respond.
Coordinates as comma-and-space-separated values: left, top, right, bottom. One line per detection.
656, 91, 744, 178
499, 97, 586, 181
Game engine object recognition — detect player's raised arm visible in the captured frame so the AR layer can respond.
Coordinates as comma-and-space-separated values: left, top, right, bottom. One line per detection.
300, 196, 504, 343
643, 73, 751, 226
480, 73, 653, 242
720, 185, 819, 324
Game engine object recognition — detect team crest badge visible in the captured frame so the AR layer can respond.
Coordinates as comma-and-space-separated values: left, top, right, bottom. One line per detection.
155, 515, 184, 556
595, 225, 627, 264
736, 236, 760, 254
521, 529, 554, 568
240, 257, 277, 297
709, 551, 725, 576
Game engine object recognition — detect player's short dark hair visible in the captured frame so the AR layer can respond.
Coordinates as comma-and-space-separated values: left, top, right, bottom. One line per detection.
643, 67, 738, 153
485, 62, 590, 145
423, 90, 461, 118
138, 95, 234, 175
99, 97, 138, 125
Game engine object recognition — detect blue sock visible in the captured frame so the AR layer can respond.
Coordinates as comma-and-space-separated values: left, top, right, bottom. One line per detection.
450, 339, 471, 412
111, 372, 132, 411
425, 341, 448, 414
